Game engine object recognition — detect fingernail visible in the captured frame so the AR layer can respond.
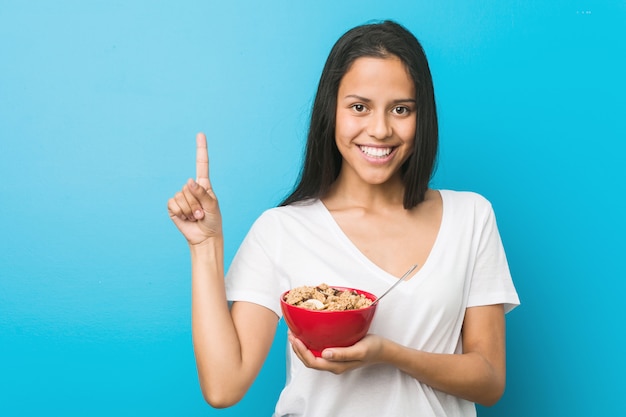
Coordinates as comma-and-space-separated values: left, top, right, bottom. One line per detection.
194, 210, 203, 219
322, 350, 333, 359
190, 180, 198, 189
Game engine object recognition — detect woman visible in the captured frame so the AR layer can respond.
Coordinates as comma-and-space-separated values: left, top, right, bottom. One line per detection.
168, 20, 519, 417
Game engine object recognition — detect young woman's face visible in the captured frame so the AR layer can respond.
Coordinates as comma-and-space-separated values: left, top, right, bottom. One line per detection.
335, 55, 417, 186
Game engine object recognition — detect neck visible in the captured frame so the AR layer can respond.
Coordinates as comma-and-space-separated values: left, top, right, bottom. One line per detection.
323, 172, 405, 210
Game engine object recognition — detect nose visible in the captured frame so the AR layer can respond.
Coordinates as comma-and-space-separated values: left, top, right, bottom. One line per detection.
366, 112, 392, 140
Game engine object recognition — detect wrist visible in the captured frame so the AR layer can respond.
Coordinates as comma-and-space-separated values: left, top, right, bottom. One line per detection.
378, 338, 403, 366
189, 236, 225, 283
189, 236, 224, 257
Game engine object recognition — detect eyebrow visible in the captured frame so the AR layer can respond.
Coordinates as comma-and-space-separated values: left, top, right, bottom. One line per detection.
342, 94, 417, 104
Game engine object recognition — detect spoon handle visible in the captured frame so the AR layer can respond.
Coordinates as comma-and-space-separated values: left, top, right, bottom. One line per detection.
371, 263, 419, 306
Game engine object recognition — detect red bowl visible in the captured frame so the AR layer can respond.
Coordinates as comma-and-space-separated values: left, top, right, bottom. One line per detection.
280, 287, 378, 357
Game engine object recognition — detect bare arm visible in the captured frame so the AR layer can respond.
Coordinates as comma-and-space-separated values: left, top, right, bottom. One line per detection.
289, 304, 506, 406
168, 133, 278, 407
383, 304, 506, 405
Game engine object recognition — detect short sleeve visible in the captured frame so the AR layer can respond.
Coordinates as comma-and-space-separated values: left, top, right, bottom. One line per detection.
467, 202, 520, 313
225, 211, 284, 317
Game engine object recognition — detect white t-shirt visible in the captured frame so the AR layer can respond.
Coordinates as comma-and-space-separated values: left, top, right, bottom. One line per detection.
225, 190, 520, 417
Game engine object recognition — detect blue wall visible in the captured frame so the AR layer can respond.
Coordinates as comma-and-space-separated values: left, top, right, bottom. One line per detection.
1, 1, 624, 415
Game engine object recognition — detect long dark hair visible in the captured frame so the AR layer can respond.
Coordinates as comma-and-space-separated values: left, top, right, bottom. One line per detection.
280, 20, 438, 209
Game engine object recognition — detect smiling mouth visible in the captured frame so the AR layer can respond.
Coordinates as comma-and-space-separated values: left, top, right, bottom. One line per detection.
359, 145, 394, 158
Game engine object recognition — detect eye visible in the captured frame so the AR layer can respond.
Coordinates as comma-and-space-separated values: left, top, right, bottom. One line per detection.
392, 106, 411, 115
351, 104, 367, 113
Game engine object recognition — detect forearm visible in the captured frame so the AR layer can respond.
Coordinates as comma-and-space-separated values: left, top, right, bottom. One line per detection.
380, 340, 505, 406
189, 238, 246, 407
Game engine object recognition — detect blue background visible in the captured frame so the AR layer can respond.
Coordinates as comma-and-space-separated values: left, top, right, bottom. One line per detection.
1, 0, 624, 415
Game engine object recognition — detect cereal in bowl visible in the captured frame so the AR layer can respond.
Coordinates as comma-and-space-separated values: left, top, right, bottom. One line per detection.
284, 284, 373, 311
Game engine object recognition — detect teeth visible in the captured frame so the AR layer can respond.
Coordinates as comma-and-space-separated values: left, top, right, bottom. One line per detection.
360, 146, 392, 157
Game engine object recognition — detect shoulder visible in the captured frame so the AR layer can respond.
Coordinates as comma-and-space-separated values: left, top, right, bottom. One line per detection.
251, 199, 322, 230
438, 189, 492, 209
241, 199, 326, 252
262, 198, 320, 219
436, 189, 496, 223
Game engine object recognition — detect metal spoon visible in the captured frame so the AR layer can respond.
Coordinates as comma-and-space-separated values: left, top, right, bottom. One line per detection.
370, 263, 419, 306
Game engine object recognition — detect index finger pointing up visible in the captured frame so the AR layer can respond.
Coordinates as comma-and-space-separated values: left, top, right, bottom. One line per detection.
195, 132, 211, 188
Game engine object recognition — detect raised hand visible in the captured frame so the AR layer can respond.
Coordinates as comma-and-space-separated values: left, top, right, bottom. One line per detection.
168, 133, 223, 246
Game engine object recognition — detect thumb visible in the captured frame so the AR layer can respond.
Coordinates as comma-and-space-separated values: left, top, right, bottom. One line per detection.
321, 348, 342, 360
188, 179, 218, 213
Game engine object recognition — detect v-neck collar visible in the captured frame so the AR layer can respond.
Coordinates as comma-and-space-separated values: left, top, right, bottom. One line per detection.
313, 190, 448, 283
